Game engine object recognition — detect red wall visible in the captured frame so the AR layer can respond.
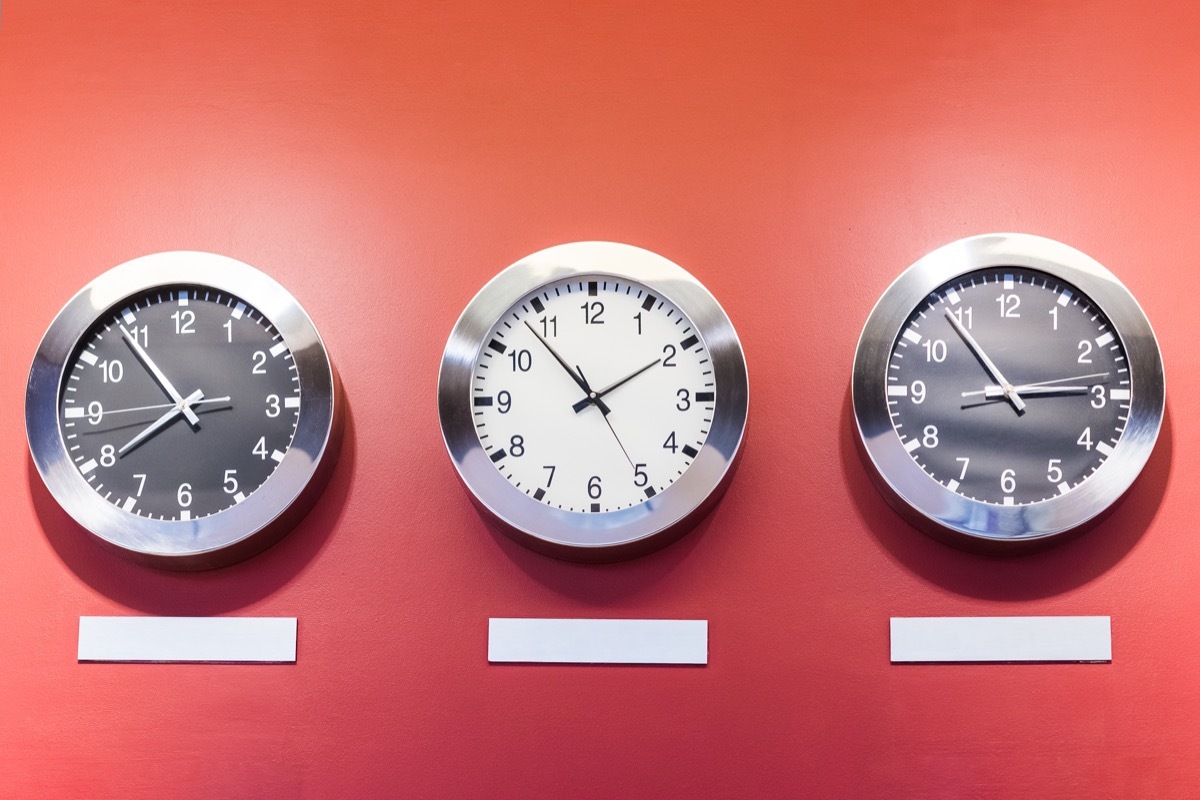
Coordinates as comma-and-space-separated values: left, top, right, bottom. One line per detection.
2, 1, 1198, 797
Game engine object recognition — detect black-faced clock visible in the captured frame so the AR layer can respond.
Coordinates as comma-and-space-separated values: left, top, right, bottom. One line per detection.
438, 241, 748, 561
26, 251, 343, 569
853, 233, 1164, 550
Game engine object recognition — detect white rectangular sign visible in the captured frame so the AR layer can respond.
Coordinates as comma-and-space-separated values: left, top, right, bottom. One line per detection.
78, 616, 297, 663
890, 616, 1111, 663
488, 618, 708, 665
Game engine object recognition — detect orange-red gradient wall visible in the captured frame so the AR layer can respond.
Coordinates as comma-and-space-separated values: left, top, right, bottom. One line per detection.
2, 2, 1199, 797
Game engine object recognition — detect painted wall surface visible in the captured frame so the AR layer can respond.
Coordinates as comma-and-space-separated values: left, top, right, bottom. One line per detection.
1, 1, 1198, 797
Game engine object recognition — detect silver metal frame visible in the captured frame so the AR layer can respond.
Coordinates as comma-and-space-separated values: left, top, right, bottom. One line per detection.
26, 251, 343, 570
853, 233, 1165, 551
438, 241, 749, 561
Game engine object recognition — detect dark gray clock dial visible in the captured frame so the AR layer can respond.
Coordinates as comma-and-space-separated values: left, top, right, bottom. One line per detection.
59, 287, 301, 520
887, 268, 1127, 506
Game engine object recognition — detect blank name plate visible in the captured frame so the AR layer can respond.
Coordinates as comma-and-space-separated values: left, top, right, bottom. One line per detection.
78, 617, 297, 663
488, 618, 708, 665
890, 616, 1111, 663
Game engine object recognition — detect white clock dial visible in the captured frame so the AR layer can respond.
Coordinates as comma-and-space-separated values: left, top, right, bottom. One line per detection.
439, 241, 748, 561
471, 277, 714, 513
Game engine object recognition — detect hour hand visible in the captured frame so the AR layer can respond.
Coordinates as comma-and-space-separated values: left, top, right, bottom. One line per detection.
521, 321, 610, 415
118, 389, 204, 457
120, 324, 201, 426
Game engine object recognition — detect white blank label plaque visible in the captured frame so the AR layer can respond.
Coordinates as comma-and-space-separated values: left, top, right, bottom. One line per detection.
890, 616, 1111, 663
78, 617, 297, 663
488, 618, 707, 665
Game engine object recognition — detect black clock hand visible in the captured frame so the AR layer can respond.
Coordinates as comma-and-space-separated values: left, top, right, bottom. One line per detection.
572, 358, 662, 414
120, 324, 202, 427
577, 366, 636, 469
521, 320, 611, 415
943, 309, 1026, 414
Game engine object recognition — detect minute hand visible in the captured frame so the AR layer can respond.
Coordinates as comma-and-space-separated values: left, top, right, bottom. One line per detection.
120, 325, 201, 426
521, 321, 610, 415
572, 358, 662, 413
943, 310, 1026, 413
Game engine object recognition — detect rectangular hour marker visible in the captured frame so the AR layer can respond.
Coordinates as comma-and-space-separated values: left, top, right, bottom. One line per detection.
902, 329, 922, 345
681, 444, 699, 458
1095, 332, 1115, 347
1109, 389, 1131, 401
1057, 481, 1071, 495
65, 407, 87, 419
284, 397, 301, 409
488, 618, 708, 665
530, 297, 545, 314
80, 458, 98, 475
121, 309, 136, 325
946, 288, 961, 305
488, 339, 507, 354
695, 391, 715, 403
234, 492, 247, 504
1058, 290, 1072, 306
1003, 274, 1014, 289
1096, 441, 1115, 457
679, 335, 699, 350
121, 497, 137, 512
644, 486, 657, 498
587, 281, 598, 297
79, 351, 99, 366
270, 450, 285, 463
178, 296, 189, 306
490, 449, 507, 462
533, 488, 546, 501
590, 503, 600, 513
890, 616, 1111, 663
180, 509, 192, 521
903, 438, 921, 453
474, 396, 494, 407
642, 294, 657, 311
887, 385, 908, 397
269, 342, 288, 357
946, 479, 960, 492
231, 302, 246, 319
78, 616, 297, 664
1003, 496, 1015, 506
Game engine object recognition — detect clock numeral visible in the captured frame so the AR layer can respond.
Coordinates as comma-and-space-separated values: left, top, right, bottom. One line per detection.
223, 319, 235, 343
922, 425, 939, 449
252, 350, 268, 374
508, 349, 532, 372
663, 431, 678, 453
1047, 459, 1063, 483
133, 474, 147, 497
662, 344, 678, 367
996, 293, 1021, 318
223, 470, 239, 495
950, 306, 973, 329
177, 483, 193, 508
955, 457, 970, 480
99, 359, 124, 383
587, 475, 603, 499
252, 437, 268, 460
1077, 340, 1093, 364
539, 316, 557, 337
910, 380, 926, 404
87, 401, 104, 425
676, 389, 691, 411
126, 324, 149, 347
633, 312, 643, 335
634, 464, 648, 487
580, 301, 605, 325
265, 394, 281, 417
1049, 306, 1059, 331
542, 465, 556, 487
922, 339, 947, 363
1001, 468, 1017, 494
100, 444, 116, 468
497, 390, 512, 414
1077, 427, 1093, 450
1090, 385, 1106, 409
509, 435, 525, 457
172, 309, 196, 335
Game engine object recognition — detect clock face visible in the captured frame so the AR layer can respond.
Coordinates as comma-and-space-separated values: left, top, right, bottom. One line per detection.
27, 251, 342, 569
852, 234, 1164, 550
60, 287, 301, 521
887, 268, 1127, 506
439, 241, 748, 561
471, 276, 714, 513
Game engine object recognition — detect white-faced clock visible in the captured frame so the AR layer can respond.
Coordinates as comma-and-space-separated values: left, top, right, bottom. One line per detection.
438, 241, 748, 561
853, 233, 1164, 551
26, 252, 343, 569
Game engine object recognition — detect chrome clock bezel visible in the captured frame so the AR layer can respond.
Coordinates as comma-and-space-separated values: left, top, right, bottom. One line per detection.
438, 241, 749, 561
26, 251, 343, 570
852, 233, 1164, 550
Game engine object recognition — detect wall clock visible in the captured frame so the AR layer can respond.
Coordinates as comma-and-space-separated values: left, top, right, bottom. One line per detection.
25, 251, 343, 569
438, 241, 748, 561
853, 233, 1164, 551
